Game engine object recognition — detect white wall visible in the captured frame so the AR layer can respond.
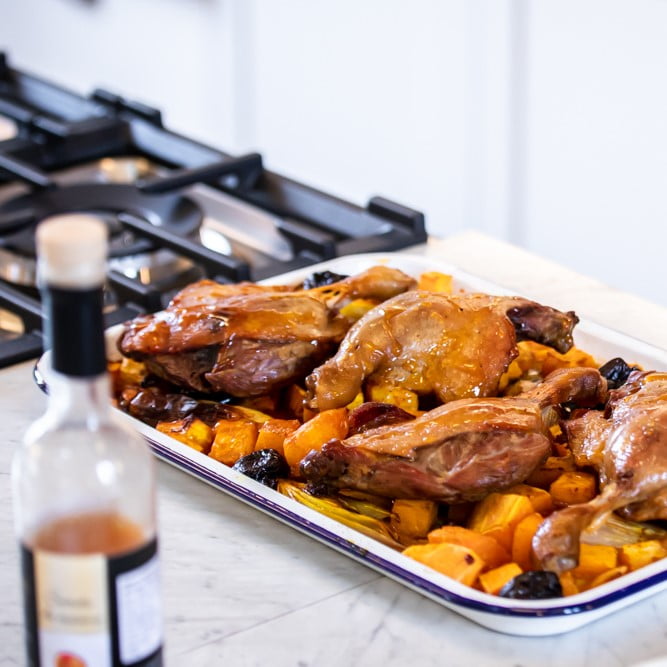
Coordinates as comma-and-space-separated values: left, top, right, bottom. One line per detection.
0, 0, 237, 144
1, 0, 665, 306
521, 0, 667, 305
232, 1, 471, 235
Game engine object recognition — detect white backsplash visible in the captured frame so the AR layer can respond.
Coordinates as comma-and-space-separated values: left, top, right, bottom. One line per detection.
1, 0, 665, 306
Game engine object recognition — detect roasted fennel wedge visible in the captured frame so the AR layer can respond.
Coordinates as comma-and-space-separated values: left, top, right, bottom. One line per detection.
277, 480, 403, 550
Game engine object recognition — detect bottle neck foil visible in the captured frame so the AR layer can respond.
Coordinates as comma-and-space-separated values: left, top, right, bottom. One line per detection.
42, 285, 106, 377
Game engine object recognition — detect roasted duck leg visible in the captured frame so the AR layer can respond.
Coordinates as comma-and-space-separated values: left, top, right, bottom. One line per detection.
301, 367, 606, 502
167, 265, 417, 311
533, 371, 667, 573
306, 291, 579, 411
118, 266, 416, 396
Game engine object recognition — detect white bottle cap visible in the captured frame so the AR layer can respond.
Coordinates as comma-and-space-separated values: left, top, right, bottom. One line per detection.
36, 214, 108, 289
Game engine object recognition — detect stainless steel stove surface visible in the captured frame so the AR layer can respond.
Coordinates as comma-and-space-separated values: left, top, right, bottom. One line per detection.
0, 156, 294, 290
0, 52, 427, 367
0, 115, 16, 142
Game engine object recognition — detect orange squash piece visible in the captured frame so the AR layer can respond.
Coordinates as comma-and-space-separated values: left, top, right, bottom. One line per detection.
620, 540, 667, 571
156, 417, 214, 454
286, 384, 308, 421
479, 562, 523, 595
468, 493, 535, 551
254, 419, 300, 456
525, 454, 577, 489
587, 566, 628, 590
549, 471, 597, 505
505, 484, 554, 515
572, 543, 618, 579
118, 356, 148, 386
511, 512, 544, 571
368, 385, 419, 414
339, 298, 377, 321
390, 500, 438, 543
209, 420, 259, 466
499, 342, 597, 392
427, 525, 510, 570
540, 345, 598, 376
403, 542, 484, 586
417, 271, 453, 294
283, 408, 349, 474
345, 392, 365, 410
559, 571, 579, 597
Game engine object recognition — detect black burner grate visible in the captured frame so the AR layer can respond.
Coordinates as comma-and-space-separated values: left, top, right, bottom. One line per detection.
0, 52, 428, 367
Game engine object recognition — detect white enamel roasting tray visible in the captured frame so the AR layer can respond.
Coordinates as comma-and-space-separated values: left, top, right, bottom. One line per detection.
36, 253, 667, 636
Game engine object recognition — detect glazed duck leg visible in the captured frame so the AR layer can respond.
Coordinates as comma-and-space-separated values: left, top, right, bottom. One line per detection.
306, 291, 579, 411
301, 368, 606, 502
533, 371, 667, 573
167, 265, 417, 311
118, 266, 416, 396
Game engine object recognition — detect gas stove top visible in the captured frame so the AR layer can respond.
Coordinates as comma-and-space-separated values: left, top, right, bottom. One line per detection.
0, 53, 426, 367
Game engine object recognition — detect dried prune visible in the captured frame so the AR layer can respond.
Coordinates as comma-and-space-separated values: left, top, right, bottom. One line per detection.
301, 270, 349, 290
125, 387, 199, 425
348, 402, 415, 435
232, 449, 290, 490
499, 571, 563, 600
599, 357, 638, 390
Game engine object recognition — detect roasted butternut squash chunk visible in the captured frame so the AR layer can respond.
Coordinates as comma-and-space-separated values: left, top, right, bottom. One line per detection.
619, 540, 667, 571
587, 566, 628, 590
339, 298, 377, 321
502, 341, 597, 381
559, 571, 579, 597
367, 385, 419, 414
479, 562, 523, 595
540, 345, 598, 376
511, 512, 543, 571
118, 356, 148, 386
525, 454, 577, 489
572, 543, 618, 579
505, 484, 554, 515
549, 471, 597, 505
254, 419, 300, 456
209, 420, 259, 466
345, 392, 365, 410
427, 526, 510, 570
390, 499, 438, 543
283, 408, 349, 473
417, 271, 453, 294
156, 417, 214, 454
286, 384, 308, 421
403, 543, 484, 586
468, 493, 535, 551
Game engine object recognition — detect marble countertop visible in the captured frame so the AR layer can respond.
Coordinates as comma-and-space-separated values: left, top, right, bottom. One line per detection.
2, 231, 667, 666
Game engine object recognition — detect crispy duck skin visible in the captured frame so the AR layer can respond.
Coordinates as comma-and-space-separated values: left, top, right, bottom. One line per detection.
305, 291, 579, 411
533, 371, 667, 573
301, 368, 606, 502
118, 266, 416, 396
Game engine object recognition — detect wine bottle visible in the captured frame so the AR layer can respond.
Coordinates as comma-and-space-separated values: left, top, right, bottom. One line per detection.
12, 214, 163, 667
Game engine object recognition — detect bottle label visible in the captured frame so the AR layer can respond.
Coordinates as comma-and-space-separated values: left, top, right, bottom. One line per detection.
21, 540, 162, 667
